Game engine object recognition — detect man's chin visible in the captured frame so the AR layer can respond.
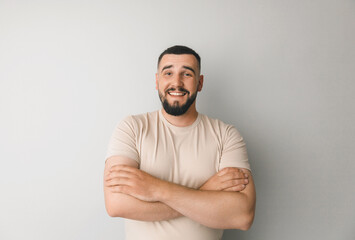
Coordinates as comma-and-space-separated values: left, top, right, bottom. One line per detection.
159, 91, 197, 116
167, 100, 187, 108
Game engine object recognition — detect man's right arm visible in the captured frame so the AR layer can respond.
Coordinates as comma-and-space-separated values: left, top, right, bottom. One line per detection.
104, 156, 182, 221
104, 155, 249, 221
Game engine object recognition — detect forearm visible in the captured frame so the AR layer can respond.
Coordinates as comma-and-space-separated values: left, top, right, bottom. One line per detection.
106, 164, 255, 228
157, 181, 255, 229
104, 157, 182, 221
104, 191, 182, 221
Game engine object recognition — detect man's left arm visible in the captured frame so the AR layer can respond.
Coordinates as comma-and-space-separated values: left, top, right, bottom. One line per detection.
108, 165, 255, 230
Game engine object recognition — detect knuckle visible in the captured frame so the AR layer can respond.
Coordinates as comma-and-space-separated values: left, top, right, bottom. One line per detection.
232, 179, 239, 185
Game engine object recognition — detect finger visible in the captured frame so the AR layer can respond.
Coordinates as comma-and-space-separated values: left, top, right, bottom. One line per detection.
240, 168, 251, 176
105, 177, 131, 187
110, 166, 141, 179
224, 168, 249, 179
105, 170, 127, 181
217, 167, 241, 176
110, 164, 138, 173
224, 184, 246, 192
219, 171, 246, 182
221, 178, 248, 190
109, 164, 126, 171
217, 168, 229, 176
106, 170, 136, 181
110, 185, 129, 193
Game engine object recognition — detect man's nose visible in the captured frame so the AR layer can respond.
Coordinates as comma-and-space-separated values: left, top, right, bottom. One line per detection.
170, 74, 184, 87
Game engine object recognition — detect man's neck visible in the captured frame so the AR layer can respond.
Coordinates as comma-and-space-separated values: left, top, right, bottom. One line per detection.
161, 105, 198, 127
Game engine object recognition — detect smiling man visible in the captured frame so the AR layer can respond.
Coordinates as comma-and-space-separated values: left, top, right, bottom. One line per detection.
104, 45, 256, 240
157, 53, 200, 118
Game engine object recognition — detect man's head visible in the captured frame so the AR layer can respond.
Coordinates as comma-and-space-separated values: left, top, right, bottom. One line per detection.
157, 45, 201, 73
156, 45, 203, 116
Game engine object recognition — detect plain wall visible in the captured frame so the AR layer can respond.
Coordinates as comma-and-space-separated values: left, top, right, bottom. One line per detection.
0, 0, 354, 239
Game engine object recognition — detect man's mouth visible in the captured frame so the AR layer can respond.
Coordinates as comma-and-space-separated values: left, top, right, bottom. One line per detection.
166, 88, 189, 97
168, 91, 187, 96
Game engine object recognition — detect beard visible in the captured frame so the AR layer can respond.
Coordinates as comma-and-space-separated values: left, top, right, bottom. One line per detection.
159, 87, 197, 116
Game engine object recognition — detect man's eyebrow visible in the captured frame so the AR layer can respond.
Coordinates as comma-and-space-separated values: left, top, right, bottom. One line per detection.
161, 65, 173, 72
183, 66, 195, 74
160, 65, 196, 74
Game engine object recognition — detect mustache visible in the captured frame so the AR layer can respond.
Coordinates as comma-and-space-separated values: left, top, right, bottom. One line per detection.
165, 87, 190, 94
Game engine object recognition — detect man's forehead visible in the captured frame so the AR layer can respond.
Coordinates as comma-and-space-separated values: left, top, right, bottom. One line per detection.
159, 54, 199, 70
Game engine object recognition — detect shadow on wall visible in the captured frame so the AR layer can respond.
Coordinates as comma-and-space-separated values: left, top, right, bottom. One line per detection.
223, 229, 249, 240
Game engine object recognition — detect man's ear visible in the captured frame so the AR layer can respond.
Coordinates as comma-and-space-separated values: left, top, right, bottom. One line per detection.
197, 75, 204, 92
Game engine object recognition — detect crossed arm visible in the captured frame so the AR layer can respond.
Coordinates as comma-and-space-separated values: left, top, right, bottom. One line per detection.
104, 156, 256, 230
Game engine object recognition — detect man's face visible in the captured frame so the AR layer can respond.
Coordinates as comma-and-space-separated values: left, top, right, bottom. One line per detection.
156, 54, 203, 116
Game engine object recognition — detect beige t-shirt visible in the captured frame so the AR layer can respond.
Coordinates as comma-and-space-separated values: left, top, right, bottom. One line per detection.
106, 110, 251, 240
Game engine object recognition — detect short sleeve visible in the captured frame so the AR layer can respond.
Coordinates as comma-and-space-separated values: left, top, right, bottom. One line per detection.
105, 116, 140, 164
219, 125, 251, 171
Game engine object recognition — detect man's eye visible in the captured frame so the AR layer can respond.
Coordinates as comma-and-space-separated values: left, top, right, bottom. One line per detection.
165, 72, 172, 76
184, 73, 192, 77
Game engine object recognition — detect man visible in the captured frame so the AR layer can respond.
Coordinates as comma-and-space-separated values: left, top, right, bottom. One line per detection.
104, 45, 256, 240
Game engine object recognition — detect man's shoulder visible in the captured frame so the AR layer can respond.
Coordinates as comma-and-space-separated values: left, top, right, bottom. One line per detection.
119, 110, 159, 127
201, 115, 243, 143
200, 113, 243, 139
200, 113, 234, 129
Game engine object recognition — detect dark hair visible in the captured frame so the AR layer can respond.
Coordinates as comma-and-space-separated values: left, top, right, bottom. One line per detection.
157, 45, 201, 71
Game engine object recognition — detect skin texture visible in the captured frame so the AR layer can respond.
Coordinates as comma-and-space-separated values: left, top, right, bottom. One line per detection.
104, 53, 256, 230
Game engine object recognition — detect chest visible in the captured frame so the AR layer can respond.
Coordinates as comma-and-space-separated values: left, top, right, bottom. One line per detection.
136, 126, 222, 188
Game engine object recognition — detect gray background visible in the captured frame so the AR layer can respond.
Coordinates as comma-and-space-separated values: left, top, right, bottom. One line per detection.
0, 0, 354, 239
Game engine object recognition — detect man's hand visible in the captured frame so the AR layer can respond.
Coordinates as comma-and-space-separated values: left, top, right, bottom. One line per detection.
199, 167, 249, 192
105, 165, 163, 202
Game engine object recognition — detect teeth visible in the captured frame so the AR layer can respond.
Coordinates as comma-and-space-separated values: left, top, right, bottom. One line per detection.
169, 92, 185, 96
